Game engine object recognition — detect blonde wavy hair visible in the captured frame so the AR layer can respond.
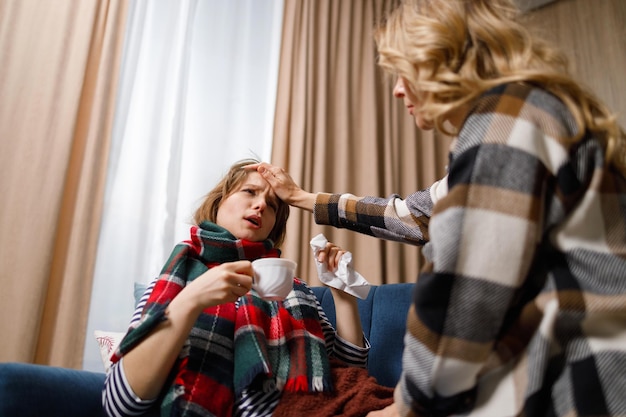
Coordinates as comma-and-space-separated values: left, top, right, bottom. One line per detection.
375, 0, 626, 175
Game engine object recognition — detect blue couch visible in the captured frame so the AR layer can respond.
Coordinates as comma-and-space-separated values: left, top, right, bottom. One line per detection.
0, 283, 414, 417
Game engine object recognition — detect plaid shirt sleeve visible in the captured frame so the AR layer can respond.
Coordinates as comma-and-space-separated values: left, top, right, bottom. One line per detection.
313, 175, 448, 246
394, 83, 626, 417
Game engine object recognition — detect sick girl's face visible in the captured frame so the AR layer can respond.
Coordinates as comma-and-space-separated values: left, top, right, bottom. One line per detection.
215, 171, 279, 242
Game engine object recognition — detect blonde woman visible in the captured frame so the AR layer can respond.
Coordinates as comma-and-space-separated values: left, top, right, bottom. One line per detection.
252, 1, 626, 416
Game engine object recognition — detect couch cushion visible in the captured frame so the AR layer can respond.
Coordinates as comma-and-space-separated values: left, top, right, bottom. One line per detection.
0, 362, 107, 417
312, 283, 414, 387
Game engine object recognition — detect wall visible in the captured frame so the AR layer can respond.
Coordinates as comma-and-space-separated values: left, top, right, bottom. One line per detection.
528, 0, 626, 128
516, 0, 558, 12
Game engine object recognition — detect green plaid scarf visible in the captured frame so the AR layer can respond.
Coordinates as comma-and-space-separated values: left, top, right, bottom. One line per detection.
111, 222, 332, 416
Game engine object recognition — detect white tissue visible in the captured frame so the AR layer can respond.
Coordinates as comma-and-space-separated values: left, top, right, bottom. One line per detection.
310, 234, 371, 299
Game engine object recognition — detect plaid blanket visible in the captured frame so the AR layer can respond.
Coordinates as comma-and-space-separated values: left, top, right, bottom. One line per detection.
111, 222, 332, 416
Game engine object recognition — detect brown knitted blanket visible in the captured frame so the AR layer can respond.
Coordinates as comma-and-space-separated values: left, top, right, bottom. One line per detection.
272, 359, 394, 417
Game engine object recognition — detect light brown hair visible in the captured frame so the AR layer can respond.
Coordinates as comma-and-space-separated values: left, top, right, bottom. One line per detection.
193, 159, 290, 247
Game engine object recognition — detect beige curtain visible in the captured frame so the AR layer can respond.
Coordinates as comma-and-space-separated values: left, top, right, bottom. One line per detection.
272, 0, 626, 287
272, 0, 451, 286
0, 0, 128, 368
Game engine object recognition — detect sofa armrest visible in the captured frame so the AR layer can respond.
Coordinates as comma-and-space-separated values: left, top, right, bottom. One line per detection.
0, 362, 107, 417
312, 283, 414, 387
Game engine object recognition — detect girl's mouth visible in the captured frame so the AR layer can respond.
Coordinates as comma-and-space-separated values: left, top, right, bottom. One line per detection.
246, 216, 261, 228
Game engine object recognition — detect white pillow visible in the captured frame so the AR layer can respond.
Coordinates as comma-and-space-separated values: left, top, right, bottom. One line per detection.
93, 282, 148, 373
94, 330, 125, 372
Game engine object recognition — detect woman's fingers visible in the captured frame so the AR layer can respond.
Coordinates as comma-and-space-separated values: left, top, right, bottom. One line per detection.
187, 261, 254, 305
226, 260, 254, 291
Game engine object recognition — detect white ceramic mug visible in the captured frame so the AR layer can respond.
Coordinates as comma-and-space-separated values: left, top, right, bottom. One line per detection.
251, 258, 297, 300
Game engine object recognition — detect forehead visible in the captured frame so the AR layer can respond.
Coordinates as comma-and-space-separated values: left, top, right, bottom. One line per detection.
239, 171, 267, 187
237, 172, 277, 196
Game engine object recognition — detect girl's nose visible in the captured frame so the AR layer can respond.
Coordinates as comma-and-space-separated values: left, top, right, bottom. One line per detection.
253, 197, 267, 211
393, 77, 405, 98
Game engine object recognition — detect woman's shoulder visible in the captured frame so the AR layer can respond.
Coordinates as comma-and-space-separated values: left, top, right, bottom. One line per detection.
470, 82, 573, 123
474, 82, 569, 117
457, 82, 577, 148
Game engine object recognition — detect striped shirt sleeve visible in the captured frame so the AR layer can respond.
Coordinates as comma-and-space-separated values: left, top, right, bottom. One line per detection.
102, 280, 157, 417
102, 358, 157, 417
316, 298, 369, 367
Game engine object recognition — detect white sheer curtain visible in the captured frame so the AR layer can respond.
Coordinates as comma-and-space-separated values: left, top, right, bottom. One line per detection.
83, 0, 284, 371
